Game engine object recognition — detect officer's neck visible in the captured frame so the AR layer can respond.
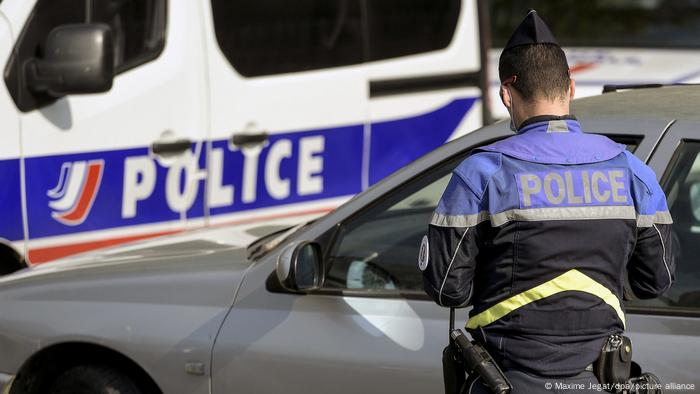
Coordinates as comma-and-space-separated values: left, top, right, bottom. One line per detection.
513, 99, 570, 129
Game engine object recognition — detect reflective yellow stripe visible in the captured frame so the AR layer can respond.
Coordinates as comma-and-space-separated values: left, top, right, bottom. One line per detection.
466, 269, 625, 329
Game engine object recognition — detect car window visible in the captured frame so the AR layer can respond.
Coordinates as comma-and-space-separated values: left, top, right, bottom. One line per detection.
605, 135, 641, 153
324, 161, 456, 293
628, 141, 700, 311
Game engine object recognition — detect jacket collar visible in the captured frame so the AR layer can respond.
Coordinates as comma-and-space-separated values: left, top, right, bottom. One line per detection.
517, 115, 581, 134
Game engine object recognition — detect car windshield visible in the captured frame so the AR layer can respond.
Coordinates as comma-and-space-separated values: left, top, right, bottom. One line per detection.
491, 0, 700, 49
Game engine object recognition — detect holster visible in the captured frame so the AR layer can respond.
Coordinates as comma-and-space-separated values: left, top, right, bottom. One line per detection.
593, 335, 666, 393
594, 334, 633, 388
443, 344, 466, 394
443, 309, 511, 394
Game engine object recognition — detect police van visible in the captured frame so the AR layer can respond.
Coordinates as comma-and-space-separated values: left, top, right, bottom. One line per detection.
6, 0, 693, 269
0, 0, 489, 268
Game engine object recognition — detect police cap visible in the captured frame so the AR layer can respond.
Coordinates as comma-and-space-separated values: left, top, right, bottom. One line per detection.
503, 10, 559, 51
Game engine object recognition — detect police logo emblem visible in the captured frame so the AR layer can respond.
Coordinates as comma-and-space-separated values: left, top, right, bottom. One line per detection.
418, 235, 429, 271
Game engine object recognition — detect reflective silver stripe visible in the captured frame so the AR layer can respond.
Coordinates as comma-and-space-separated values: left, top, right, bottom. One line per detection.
653, 223, 673, 291
490, 205, 636, 227
636, 211, 673, 227
432, 206, 665, 228
546, 120, 569, 133
438, 228, 469, 306
0, 373, 14, 394
430, 211, 489, 228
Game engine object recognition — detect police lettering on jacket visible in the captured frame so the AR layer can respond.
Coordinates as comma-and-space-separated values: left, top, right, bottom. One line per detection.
517, 169, 628, 207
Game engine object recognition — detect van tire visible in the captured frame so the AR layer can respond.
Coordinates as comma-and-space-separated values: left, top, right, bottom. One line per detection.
50, 366, 142, 394
0, 243, 25, 275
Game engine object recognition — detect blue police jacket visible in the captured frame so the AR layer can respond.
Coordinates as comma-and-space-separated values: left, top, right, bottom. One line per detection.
422, 115, 675, 376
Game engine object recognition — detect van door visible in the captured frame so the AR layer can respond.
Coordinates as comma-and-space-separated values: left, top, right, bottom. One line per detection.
365, 0, 486, 186
202, 0, 369, 225
4, 0, 208, 263
0, 6, 25, 270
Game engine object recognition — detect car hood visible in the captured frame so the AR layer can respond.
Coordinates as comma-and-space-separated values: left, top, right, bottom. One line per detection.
0, 218, 300, 288
0, 218, 308, 376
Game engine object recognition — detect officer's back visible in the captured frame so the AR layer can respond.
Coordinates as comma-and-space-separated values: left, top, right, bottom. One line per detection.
421, 10, 674, 393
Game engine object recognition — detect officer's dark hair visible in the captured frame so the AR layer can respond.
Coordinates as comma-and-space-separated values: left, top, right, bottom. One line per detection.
498, 43, 570, 102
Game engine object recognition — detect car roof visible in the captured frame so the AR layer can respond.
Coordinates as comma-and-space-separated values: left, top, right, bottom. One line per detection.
572, 85, 700, 121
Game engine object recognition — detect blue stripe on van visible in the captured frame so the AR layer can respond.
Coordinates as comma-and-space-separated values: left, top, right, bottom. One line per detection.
0, 158, 24, 242
369, 98, 476, 185
6, 98, 477, 241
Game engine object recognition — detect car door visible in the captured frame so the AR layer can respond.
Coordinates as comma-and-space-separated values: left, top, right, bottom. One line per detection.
624, 120, 700, 384
202, 0, 368, 225
0, 6, 24, 270
4, 0, 208, 263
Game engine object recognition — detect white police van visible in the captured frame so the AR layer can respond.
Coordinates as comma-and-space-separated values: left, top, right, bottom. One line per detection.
0, 0, 488, 267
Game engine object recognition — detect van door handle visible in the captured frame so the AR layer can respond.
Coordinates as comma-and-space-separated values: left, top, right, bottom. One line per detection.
151, 139, 192, 156
231, 132, 269, 147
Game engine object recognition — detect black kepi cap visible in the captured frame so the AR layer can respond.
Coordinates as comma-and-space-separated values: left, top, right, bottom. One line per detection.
503, 10, 559, 51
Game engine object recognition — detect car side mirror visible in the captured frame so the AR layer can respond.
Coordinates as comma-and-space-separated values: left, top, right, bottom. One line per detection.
276, 241, 324, 292
25, 23, 115, 97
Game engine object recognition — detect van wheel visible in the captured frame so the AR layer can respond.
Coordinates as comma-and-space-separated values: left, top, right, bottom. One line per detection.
50, 366, 142, 394
0, 244, 25, 275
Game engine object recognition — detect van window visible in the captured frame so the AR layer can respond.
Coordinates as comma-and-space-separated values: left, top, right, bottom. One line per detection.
90, 0, 167, 72
211, 0, 461, 77
211, 0, 365, 77
366, 0, 460, 61
5, 0, 166, 111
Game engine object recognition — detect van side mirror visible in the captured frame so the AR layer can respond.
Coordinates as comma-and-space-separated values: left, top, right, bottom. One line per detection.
276, 242, 324, 292
25, 23, 115, 97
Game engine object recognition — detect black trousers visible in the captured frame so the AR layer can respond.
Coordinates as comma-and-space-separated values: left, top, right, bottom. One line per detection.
467, 369, 602, 394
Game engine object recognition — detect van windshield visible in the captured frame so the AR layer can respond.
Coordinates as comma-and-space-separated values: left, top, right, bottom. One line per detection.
491, 0, 700, 49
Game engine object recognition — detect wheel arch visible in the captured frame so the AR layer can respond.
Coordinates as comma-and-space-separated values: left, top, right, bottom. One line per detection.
0, 239, 25, 276
9, 342, 163, 394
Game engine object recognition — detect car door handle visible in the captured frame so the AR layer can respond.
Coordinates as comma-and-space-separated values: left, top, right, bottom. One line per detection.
231, 132, 269, 148
151, 139, 192, 156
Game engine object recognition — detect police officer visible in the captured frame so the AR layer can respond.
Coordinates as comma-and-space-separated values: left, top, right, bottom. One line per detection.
421, 10, 675, 393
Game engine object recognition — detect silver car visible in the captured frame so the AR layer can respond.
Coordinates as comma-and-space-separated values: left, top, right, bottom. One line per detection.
1, 86, 700, 394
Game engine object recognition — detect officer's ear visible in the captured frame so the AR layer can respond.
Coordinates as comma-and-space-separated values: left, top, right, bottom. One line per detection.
500, 85, 512, 109
569, 78, 576, 101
